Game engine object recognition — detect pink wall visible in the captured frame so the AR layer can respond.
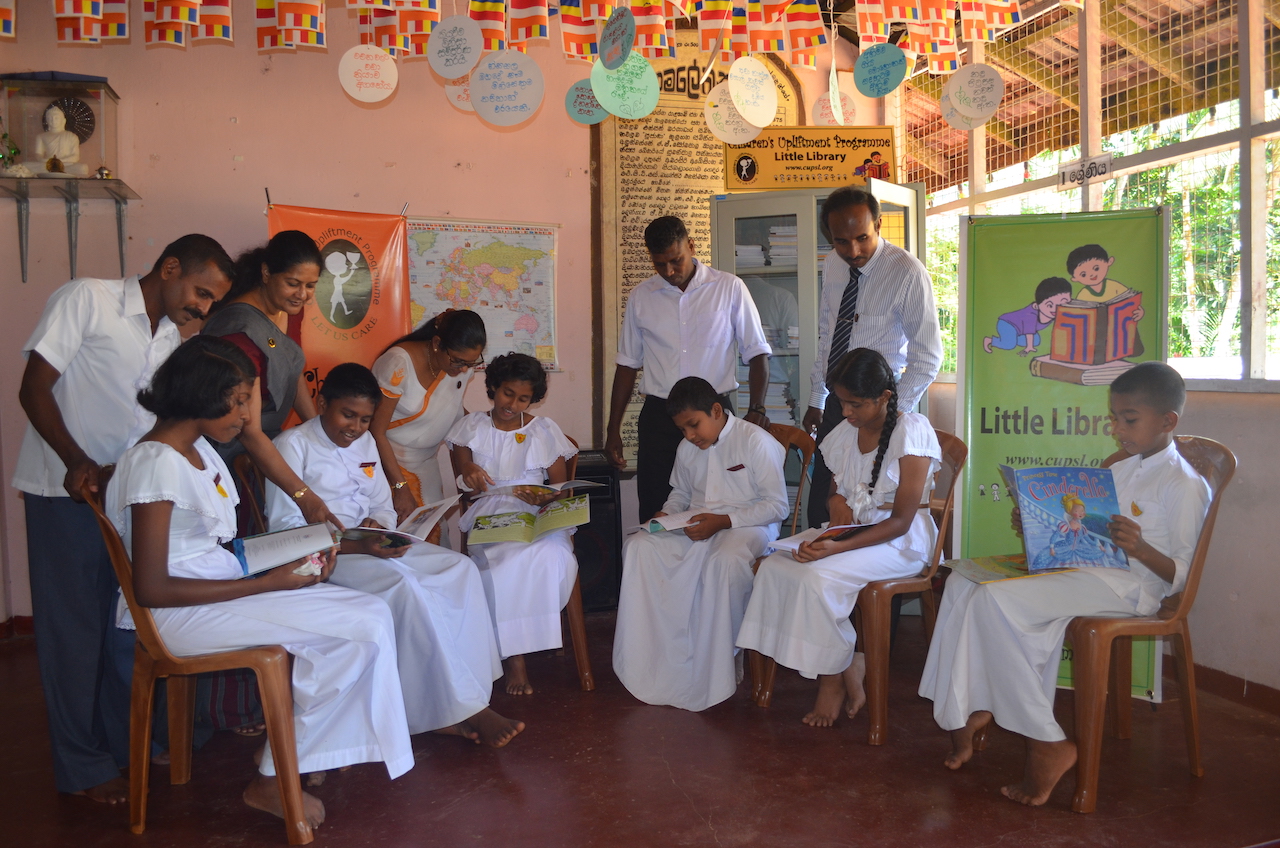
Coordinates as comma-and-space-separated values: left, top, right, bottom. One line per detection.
1, 4, 597, 618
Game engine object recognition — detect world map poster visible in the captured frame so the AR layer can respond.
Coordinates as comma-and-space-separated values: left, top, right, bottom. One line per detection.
406, 218, 558, 367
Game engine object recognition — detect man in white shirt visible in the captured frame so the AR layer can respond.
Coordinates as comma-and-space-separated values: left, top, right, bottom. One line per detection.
801, 188, 943, 527
605, 216, 773, 522
14, 235, 234, 804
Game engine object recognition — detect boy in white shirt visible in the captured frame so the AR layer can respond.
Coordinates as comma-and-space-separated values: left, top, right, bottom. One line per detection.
266, 363, 523, 747
919, 361, 1211, 806
613, 376, 788, 711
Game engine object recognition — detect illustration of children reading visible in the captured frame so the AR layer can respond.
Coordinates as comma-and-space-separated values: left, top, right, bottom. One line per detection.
326, 251, 362, 323
1067, 243, 1144, 320
865, 150, 891, 180
854, 158, 871, 177
983, 277, 1073, 356
1030, 493, 1110, 571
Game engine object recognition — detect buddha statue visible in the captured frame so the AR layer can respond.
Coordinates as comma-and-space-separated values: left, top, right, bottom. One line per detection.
26, 105, 89, 177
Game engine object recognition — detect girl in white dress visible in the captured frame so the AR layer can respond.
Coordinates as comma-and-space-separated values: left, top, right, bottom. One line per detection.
371, 310, 486, 526
446, 353, 579, 695
737, 348, 941, 727
106, 336, 414, 830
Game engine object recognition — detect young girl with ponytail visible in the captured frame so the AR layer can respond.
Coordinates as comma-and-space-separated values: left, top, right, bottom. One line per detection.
736, 347, 942, 726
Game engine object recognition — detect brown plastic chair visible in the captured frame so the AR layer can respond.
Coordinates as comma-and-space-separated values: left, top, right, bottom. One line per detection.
81, 473, 313, 845
768, 423, 816, 536
747, 423, 816, 705
853, 429, 966, 744
1067, 435, 1235, 813
750, 429, 967, 721
454, 435, 595, 692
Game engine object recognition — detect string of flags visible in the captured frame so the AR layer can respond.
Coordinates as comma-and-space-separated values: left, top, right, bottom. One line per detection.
18, 0, 1021, 77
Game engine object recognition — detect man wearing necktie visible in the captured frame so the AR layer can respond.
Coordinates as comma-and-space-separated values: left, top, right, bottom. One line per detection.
802, 187, 943, 528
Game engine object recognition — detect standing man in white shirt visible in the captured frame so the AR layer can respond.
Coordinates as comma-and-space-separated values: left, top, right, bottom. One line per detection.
605, 216, 773, 523
13, 235, 235, 805
802, 188, 943, 527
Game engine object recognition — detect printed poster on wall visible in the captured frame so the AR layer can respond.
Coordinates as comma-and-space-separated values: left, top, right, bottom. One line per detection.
724, 126, 895, 191
958, 207, 1168, 698
268, 204, 411, 403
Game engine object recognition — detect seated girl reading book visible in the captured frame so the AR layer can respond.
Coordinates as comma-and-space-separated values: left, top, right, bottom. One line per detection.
737, 348, 941, 727
106, 336, 414, 829
445, 353, 579, 696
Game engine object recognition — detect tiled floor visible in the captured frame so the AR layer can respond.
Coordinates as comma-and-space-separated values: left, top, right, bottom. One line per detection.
3, 613, 1278, 848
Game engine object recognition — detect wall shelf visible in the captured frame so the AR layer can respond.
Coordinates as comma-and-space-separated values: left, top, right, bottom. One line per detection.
0, 177, 139, 282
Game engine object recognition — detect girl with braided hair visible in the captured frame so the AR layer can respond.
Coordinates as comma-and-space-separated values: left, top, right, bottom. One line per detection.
737, 348, 942, 726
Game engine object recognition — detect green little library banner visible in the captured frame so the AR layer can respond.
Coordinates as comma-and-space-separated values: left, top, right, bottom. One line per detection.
957, 208, 1169, 699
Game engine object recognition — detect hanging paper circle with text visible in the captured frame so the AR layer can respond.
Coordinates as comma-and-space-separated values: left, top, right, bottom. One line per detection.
338, 44, 399, 103
565, 79, 609, 125
471, 51, 545, 127
854, 43, 907, 99
590, 52, 660, 120
727, 56, 778, 128
940, 92, 984, 132
812, 91, 857, 126
427, 15, 484, 79
949, 63, 1004, 121
704, 82, 762, 144
445, 74, 474, 112
599, 8, 636, 71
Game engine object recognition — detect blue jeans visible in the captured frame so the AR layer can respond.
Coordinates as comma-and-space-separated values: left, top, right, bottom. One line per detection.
990, 319, 1039, 350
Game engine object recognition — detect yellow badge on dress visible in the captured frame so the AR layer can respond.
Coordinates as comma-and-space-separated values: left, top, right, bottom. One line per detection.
391, 367, 405, 387
1131, 501, 1143, 516
360, 462, 377, 478
214, 473, 229, 498
514, 433, 526, 444
267, 338, 277, 348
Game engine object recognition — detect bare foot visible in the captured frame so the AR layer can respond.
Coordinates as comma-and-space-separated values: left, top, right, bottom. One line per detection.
463, 707, 526, 748
842, 653, 867, 719
1000, 739, 1077, 806
983, 337, 994, 354
502, 655, 534, 696
72, 776, 128, 805
433, 722, 481, 743
945, 710, 993, 770
243, 773, 325, 829
801, 674, 846, 727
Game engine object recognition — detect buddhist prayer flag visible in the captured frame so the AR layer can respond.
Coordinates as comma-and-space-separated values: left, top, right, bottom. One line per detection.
748, 0, 786, 53
783, 0, 825, 51
509, 0, 549, 46
0, 0, 14, 37
256, 0, 282, 48
54, 0, 100, 16
583, 0, 613, 21
469, 0, 505, 50
762, 0, 789, 22
57, 15, 100, 42
984, 0, 1021, 27
632, 0, 671, 59
559, 0, 598, 60
960, 0, 992, 41
156, 0, 199, 25
856, 0, 891, 44
697, 0, 732, 54
144, 0, 186, 45
884, 0, 920, 22
101, 0, 128, 39
370, 6, 406, 53
929, 22, 960, 71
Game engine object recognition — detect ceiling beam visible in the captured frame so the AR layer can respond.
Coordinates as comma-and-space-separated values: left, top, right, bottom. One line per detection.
1098, 0, 1196, 96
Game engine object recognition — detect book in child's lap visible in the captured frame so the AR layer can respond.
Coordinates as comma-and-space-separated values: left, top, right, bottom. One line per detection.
947, 553, 1075, 584
767, 524, 873, 555
468, 494, 591, 544
339, 495, 460, 549
233, 523, 335, 577
999, 465, 1129, 573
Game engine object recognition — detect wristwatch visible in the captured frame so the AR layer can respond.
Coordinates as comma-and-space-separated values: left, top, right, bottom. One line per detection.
748, 404, 767, 417
291, 485, 310, 501
391, 481, 407, 490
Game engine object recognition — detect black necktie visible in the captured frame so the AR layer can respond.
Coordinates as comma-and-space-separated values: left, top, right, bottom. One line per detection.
828, 266, 862, 372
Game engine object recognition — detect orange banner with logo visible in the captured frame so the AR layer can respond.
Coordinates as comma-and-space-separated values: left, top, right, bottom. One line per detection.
268, 204, 411, 404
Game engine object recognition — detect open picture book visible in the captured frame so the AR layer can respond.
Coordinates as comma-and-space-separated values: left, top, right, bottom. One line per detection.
946, 553, 1074, 584
468, 494, 591, 545
232, 523, 335, 577
999, 464, 1129, 573
339, 495, 461, 549
476, 479, 604, 499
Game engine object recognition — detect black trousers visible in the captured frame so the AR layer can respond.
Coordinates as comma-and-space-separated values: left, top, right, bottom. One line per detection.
635, 391, 734, 524
25, 495, 133, 793
806, 394, 846, 530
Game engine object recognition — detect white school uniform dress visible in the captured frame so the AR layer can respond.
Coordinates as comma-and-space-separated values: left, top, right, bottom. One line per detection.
919, 440, 1210, 742
265, 418, 502, 735
445, 411, 579, 658
737, 412, 941, 678
613, 414, 788, 711
107, 438, 414, 779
